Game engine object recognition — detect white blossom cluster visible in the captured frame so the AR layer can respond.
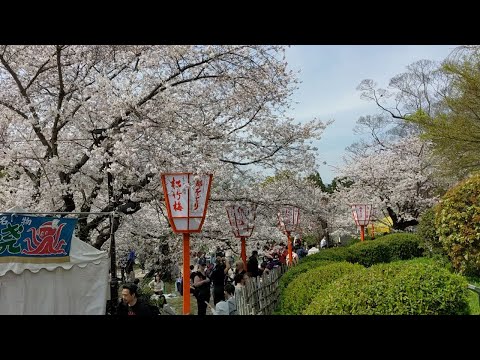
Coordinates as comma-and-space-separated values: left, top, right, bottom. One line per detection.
0, 45, 328, 272
330, 136, 442, 233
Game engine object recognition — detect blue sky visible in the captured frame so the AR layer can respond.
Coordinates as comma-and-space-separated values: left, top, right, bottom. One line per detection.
284, 45, 458, 184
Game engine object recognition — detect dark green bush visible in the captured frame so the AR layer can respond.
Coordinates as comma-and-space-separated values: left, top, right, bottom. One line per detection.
304, 260, 469, 315
279, 260, 333, 291
138, 283, 155, 304
345, 241, 391, 266
417, 207, 443, 255
279, 262, 363, 314
300, 246, 353, 264
300, 233, 422, 268
278, 233, 424, 307
435, 172, 480, 276
345, 233, 423, 267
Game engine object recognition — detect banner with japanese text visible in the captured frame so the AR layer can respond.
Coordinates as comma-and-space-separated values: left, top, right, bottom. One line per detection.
0, 214, 78, 263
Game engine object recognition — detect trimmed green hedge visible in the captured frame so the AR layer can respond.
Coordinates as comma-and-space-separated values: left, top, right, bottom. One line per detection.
279, 262, 363, 315
435, 172, 480, 275
279, 260, 333, 291
347, 233, 423, 266
300, 233, 422, 267
300, 246, 352, 264
304, 259, 469, 315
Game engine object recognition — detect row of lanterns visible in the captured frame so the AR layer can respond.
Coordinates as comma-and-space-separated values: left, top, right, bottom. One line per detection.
160, 173, 373, 314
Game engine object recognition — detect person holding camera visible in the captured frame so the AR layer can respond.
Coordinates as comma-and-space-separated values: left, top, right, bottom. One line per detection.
210, 252, 230, 305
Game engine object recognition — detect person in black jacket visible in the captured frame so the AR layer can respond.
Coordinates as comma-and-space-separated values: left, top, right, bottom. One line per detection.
117, 284, 154, 316
247, 250, 259, 277
210, 253, 230, 305
192, 259, 211, 315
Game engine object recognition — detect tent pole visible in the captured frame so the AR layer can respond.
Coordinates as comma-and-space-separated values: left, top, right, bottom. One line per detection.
108, 170, 119, 313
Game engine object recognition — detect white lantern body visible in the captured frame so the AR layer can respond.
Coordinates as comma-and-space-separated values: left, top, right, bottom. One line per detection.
351, 204, 373, 227
278, 206, 300, 233
161, 173, 213, 233
226, 204, 256, 238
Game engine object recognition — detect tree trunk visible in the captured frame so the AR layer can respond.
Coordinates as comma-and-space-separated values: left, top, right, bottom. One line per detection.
386, 207, 419, 231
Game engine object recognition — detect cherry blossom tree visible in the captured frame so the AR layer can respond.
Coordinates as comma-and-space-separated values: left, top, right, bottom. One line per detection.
332, 136, 441, 232
113, 169, 332, 274
0, 45, 327, 262
325, 57, 458, 236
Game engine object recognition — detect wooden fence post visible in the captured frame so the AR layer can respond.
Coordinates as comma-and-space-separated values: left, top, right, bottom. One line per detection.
234, 265, 286, 315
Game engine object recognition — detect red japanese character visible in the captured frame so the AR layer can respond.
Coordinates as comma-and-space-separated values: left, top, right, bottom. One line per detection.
170, 177, 182, 189
173, 201, 183, 211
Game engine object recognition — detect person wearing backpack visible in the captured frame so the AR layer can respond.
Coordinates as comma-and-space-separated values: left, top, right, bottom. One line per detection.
192, 259, 211, 315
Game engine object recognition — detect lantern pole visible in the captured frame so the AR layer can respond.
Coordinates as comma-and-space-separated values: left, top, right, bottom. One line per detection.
161, 173, 213, 315
286, 231, 293, 264
278, 206, 299, 267
182, 233, 190, 315
352, 204, 372, 242
226, 204, 256, 271
240, 236, 247, 269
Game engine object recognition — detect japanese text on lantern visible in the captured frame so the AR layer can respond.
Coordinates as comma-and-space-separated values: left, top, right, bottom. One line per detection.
170, 177, 184, 212
284, 208, 292, 225
193, 179, 203, 211
237, 207, 246, 226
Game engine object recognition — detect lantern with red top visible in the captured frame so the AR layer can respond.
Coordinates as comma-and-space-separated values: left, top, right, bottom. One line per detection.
278, 206, 300, 266
161, 172, 213, 315
351, 204, 373, 242
225, 204, 257, 270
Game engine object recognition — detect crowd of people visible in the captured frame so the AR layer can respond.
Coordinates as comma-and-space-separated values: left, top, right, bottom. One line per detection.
117, 237, 332, 316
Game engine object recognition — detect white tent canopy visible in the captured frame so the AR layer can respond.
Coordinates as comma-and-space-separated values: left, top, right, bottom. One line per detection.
0, 207, 109, 315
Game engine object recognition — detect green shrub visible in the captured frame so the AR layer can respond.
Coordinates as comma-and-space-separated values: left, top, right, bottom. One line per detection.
300, 246, 353, 264
379, 233, 424, 260
344, 233, 423, 267
139, 283, 154, 304
304, 260, 469, 315
278, 233, 422, 297
279, 262, 363, 314
300, 233, 422, 268
417, 207, 443, 255
346, 236, 361, 246
277, 258, 334, 312
279, 260, 333, 291
345, 240, 391, 266
435, 172, 480, 276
